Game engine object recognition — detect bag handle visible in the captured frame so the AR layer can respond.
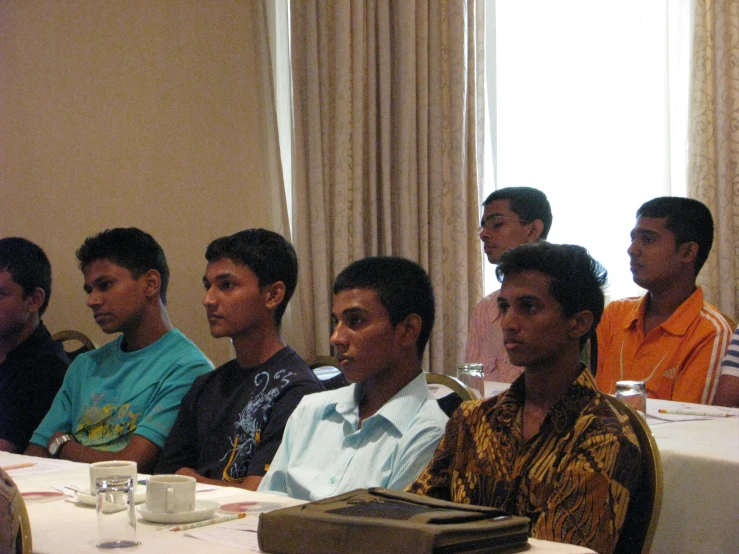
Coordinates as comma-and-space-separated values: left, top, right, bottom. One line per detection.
369, 488, 510, 518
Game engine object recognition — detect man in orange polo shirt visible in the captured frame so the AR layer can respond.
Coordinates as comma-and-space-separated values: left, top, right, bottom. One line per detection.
596, 197, 733, 404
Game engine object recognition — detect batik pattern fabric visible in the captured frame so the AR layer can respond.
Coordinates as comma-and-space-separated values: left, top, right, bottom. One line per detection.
407, 367, 640, 554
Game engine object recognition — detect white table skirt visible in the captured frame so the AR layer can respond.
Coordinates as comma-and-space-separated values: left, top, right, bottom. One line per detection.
645, 399, 739, 554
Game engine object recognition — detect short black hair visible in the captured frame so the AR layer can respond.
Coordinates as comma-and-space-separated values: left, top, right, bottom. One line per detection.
496, 242, 607, 348
205, 229, 298, 327
76, 228, 170, 304
0, 237, 53, 316
483, 187, 553, 239
636, 196, 714, 275
333, 256, 435, 359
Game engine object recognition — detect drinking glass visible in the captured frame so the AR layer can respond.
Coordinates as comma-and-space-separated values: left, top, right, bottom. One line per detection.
456, 363, 485, 399
96, 476, 139, 549
615, 380, 647, 418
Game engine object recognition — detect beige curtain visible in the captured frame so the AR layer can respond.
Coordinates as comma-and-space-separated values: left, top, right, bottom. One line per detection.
290, 0, 485, 374
688, 0, 739, 320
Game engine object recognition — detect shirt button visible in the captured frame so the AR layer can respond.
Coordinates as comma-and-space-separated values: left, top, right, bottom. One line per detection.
330, 476, 336, 484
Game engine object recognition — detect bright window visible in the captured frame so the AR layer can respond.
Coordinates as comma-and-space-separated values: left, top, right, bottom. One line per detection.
484, 0, 693, 301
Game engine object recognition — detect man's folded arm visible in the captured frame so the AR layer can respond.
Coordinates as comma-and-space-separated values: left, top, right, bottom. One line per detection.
530, 431, 640, 554
56, 434, 161, 473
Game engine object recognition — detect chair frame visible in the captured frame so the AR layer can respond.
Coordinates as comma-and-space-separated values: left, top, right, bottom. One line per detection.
52, 329, 96, 353
606, 396, 663, 554
16, 493, 32, 554
425, 372, 477, 402
720, 311, 737, 330
307, 355, 340, 370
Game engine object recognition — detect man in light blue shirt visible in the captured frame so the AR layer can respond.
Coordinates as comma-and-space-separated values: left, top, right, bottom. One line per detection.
258, 256, 448, 501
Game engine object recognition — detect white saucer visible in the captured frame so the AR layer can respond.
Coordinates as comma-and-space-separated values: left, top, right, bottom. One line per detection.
76, 490, 146, 506
137, 500, 219, 524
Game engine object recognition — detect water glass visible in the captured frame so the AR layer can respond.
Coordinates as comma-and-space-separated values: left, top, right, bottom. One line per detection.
96, 476, 139, 549
457, 363, 485, 399
615, 380, 647, 418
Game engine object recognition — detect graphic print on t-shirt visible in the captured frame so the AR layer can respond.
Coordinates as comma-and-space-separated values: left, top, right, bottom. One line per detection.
74, 395, 140, 451
221, 368, 295, 481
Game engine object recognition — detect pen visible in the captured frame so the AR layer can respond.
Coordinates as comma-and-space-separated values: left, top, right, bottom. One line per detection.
169, 512, 246, 532
1, 462, 37, 471
658, 409, 735, 417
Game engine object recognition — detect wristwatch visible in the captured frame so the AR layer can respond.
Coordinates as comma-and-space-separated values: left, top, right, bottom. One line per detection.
48, 434, 74, 458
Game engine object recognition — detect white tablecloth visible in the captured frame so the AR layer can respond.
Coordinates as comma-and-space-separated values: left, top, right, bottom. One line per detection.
645, 399, 739, 554
0, 452, 594, 553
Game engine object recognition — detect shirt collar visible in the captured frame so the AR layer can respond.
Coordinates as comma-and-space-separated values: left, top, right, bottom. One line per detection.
626, 288, 704, 336
328, 372, 432, 433
492, 365, 598, 437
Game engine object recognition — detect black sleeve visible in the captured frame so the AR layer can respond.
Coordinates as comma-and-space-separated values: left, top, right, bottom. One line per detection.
247, 379, 323, 476
0, 354, 67, 450
153, 379, 202, 474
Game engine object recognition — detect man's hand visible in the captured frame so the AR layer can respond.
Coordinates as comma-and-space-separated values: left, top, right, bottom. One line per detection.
173, 467, 262, 490
24, 443, 50, 458
46, 434, 161, 474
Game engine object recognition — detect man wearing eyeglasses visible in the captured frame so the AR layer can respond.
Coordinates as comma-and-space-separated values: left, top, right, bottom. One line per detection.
465, 187, 552, 382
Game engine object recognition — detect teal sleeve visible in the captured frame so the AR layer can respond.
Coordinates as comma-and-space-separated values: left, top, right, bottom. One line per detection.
29, 360, 81, 447
134, 359, 212, 449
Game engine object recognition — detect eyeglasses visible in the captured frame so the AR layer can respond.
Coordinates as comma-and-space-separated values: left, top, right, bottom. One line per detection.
477, 215, 528, 234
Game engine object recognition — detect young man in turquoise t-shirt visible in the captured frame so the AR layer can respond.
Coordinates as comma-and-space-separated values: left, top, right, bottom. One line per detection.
25, 228, 211, 473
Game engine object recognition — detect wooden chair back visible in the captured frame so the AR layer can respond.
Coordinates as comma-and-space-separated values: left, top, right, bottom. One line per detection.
607, 396, 663, 554
425, 372, 477, 417
52, 329, 96, 360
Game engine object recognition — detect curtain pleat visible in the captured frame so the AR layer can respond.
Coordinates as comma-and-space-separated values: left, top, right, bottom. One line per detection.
291, 0, 485, 373
688, 0, 739, 320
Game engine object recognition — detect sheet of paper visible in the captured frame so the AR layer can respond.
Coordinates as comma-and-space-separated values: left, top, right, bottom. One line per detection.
646, 402, 737, 425
185, 516, 261, 550
1, 459, 69, 476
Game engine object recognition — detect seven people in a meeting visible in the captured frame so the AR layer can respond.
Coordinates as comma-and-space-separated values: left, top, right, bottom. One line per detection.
5, 192, 738, 552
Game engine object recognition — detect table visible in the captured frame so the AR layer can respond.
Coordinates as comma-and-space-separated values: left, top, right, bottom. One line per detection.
484, 381, 739, 554
0, 452, 594, 553
645, 399, 739, 554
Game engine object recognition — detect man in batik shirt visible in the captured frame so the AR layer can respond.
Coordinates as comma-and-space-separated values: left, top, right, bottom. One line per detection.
408, 242, 641, 554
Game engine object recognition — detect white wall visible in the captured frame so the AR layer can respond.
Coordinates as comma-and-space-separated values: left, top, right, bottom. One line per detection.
0, 0, 285, 366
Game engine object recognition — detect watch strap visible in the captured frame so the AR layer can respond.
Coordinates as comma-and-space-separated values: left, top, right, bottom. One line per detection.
49, 434, 74, 457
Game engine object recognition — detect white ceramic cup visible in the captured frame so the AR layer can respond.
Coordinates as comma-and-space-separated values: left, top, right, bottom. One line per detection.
89, 461, 138, 496
145, 474, 196, 514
